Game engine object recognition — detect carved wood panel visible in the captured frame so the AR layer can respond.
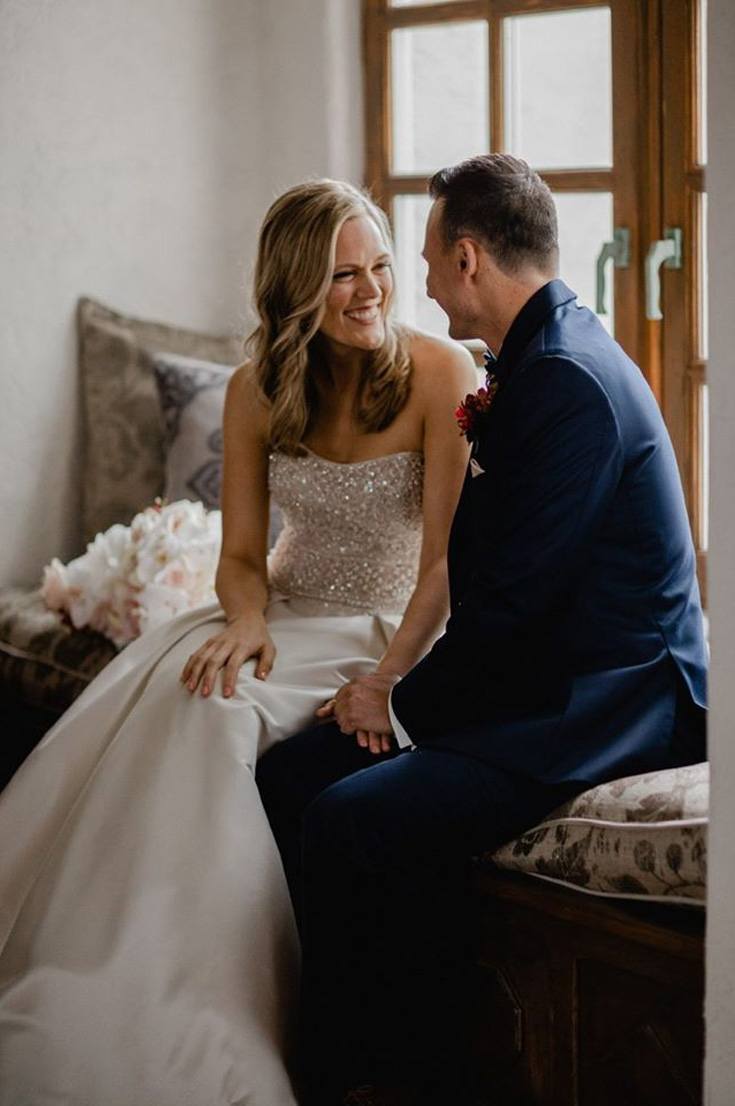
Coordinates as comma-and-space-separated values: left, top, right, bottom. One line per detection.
468, 871, 704, 1105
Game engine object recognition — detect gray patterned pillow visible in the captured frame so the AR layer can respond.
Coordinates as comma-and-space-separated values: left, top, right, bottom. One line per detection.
78, 298, 243, 542
153, 352, 283, 547
153, 353, 234, 509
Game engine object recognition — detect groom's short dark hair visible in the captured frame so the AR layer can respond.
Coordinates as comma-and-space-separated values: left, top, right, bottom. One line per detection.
429, 154, 559, 276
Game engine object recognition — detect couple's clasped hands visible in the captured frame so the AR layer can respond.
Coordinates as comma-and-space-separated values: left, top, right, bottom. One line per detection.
316, 671, 400, 755
180, 614, 398, 754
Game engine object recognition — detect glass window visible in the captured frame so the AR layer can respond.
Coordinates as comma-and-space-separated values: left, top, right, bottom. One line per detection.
698, 0, 708, 165
554, 192, 614, 333
699, 192, 708, 359
390, 21, 489, 175
392, 194, 449, 336
503, 7, 612, 170
392, 191, 615, 339
699, 382, 709, 552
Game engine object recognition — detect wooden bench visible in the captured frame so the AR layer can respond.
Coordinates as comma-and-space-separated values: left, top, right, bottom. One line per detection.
465, 756, 708, 1106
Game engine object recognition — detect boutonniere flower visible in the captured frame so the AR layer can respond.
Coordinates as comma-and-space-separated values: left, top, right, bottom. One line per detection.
455, 370, 499, 445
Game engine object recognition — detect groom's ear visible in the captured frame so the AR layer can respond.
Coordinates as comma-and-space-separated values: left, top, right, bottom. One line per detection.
456, 238, 480, 279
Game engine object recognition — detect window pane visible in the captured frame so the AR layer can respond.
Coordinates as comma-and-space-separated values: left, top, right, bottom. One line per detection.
554, 192, 614, 334
699, 381, 709, 552
394, 192, 615, 339
393, 195, 449, 337
503, 7, 612, 170
699, 192, 709, 359
390, 22, 489, 175
698, 0, 708, 165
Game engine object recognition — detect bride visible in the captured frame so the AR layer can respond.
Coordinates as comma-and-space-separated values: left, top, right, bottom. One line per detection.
0, 179, 475, 1105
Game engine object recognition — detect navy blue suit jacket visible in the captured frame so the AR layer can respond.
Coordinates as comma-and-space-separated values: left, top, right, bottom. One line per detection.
392, 281, 707, 786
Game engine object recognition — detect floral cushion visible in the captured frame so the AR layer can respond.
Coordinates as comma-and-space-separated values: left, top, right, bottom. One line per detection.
486, 763, 708, 905
78, 298, 243, 543
0, 587, 117, 716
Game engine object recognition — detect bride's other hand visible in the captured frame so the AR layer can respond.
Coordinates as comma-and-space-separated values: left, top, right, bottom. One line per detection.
180, 615, 276, 698
315, 697, 337, 719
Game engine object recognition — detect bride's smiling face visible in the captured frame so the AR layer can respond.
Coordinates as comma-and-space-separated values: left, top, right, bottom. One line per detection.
319, 215, 394, 353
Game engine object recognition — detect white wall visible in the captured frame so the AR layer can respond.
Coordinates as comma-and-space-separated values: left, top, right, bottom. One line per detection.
0, 0, 362, 587
705, 0, 735, 1099
256, 0, 363, 204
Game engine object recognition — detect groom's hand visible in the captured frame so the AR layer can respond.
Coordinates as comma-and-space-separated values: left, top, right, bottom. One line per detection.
333, 672, 399, 754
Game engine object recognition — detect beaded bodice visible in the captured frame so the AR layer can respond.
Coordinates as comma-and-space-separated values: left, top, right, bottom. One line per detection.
267, 449, 424, 615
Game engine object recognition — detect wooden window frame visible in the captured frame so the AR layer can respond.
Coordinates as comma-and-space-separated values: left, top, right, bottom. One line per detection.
363, 0, 708, 597
660, 0, 708, 593
364, 0, 644, 368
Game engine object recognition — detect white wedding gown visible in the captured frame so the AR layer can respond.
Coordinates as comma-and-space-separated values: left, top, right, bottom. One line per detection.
0, 448, 424, 1106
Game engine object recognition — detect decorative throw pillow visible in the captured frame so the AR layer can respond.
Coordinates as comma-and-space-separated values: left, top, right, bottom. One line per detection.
485, 762, 708, 905
77, 297, 243, 542
153, 352, 283, 548
153, 353, 234, 509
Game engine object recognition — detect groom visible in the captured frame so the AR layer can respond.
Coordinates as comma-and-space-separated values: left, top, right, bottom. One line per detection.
257, 154, 707, 1106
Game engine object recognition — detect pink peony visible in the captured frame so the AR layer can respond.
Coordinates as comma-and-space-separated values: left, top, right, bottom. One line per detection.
41, 559, 69, 610
40, 500, 222, 647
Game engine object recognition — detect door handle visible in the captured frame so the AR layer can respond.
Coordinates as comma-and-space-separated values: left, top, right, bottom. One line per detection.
645, 228, 683, 320
595, 227, 630, 315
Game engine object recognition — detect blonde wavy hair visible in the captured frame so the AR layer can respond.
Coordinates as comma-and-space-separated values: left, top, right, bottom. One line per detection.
246, 179, 412, 454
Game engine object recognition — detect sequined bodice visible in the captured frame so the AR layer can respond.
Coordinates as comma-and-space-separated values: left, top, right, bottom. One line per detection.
267, 449, 424, 614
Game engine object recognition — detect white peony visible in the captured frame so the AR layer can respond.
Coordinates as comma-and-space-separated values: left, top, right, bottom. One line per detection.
41, 500, 222, 647
41, 559, 70, 610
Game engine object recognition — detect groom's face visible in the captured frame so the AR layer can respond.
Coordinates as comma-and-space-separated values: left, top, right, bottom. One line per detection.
422, 200, 475, 340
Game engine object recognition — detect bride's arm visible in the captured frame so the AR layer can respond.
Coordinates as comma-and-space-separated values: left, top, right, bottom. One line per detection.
181, 365, 275, 697
375, 338, 478, 678
215, 366, 271, 621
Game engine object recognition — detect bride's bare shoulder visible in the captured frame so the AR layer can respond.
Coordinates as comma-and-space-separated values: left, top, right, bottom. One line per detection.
228, 359, 262, 394
405, 330, 478, 400
225, 360, 270, 439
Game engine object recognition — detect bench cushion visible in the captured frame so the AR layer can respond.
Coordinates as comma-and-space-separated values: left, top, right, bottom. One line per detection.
485, 763, 708, 906
0, 588, 117, 715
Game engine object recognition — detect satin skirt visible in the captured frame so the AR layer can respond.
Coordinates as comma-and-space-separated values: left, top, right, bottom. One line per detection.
0, 596, 398, 1106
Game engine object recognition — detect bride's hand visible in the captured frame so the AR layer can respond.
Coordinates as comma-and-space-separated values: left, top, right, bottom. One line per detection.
315, 697, 337, 720
180, 616, 276, 698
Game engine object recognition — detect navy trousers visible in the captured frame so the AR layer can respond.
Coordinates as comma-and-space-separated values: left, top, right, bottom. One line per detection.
256, 722, 576, 1100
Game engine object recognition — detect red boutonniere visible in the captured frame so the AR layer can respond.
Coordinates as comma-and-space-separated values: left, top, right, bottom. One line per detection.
455, 371, 499, 444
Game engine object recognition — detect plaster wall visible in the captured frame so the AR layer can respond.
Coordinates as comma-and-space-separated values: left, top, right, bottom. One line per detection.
0, 0, 362, 586
705, 0, 735, 1098
256, 0, 363, 204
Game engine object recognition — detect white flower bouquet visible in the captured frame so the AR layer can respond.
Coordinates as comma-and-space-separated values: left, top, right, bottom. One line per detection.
41, 500, 222, 647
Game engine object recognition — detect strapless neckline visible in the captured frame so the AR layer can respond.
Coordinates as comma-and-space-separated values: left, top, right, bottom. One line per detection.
268, 448, 424, 614
302, 446, 422, 468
